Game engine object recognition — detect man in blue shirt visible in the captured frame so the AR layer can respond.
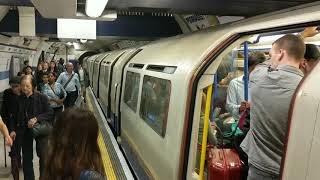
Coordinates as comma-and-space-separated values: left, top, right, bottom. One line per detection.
56, 62, 81, 108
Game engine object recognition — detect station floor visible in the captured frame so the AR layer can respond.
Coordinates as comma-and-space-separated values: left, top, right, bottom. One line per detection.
0, 88, 133, 180
0, 135, 40, 180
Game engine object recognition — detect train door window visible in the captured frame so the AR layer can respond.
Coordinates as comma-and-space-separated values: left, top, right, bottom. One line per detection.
124, 71, 140, 112
139, 75, 171, 137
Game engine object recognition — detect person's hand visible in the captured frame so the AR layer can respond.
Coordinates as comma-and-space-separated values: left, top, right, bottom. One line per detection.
239, 101, 250, 113
301, 27, 319, 38
5, 135, 13, 146
10, 131, 16, 141
28, 117, 37, 128
56, 99, 64, 105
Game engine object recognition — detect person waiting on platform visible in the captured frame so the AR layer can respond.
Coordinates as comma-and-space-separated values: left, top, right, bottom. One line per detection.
23, 65, 33, 76
1, 76, 22, 180
57, 62, 81, 108
77, 63, 90, 103
41, 72, 66, 118
48, 60, 58, 74
240, 34, 305, 179
226, 52, 266, 122
43, 108, 106, 180
9, 75, 54, 180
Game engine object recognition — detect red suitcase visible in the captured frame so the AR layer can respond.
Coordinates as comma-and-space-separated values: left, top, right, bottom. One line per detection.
208, 148, 242, 180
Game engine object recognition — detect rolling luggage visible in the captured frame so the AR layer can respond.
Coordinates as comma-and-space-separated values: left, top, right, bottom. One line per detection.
207, 147, 242, 180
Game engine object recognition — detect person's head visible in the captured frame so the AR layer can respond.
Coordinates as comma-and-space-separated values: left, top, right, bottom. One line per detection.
9, 76, 21, 95
66, 62, 74, 73
48, 72, 57, 84
20, 75, 35, 96
23, 65, 33, 75
42, 72, 49, 84
17, 71, 25, 77
37, 63, 43, 71
59, 58, 64, 65
50, 60, 56, 69
42, 62, 49, 71
24, 60, 29, 66
270, 34, 305, 68
248, 51, 266, 74
300, 44, 320, 74
44, 108, 105, 179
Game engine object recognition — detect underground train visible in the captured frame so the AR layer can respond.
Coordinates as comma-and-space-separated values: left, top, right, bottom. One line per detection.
84, 2, 320, 180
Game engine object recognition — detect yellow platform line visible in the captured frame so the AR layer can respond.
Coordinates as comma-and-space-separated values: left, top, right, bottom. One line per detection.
86, 92, 117, 180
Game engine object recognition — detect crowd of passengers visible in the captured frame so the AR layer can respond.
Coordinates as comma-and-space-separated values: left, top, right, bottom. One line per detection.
0, 58, 107, 179
201, 27, 320, 180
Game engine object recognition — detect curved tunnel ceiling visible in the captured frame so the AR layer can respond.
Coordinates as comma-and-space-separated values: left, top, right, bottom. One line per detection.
2, 0, 318, 17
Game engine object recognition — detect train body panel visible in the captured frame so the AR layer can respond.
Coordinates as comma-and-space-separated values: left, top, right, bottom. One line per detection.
84, 2, 320, 179
92, 53, 109, 96
98, 50, 126, 118
87, 54, 99, 87
109, 48, 141, 135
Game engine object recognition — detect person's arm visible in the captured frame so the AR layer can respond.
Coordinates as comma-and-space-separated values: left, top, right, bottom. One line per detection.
299, 27, 319, 40
225, 80, 240, 117
1, 90, 9, 124
0, 119, 12, 146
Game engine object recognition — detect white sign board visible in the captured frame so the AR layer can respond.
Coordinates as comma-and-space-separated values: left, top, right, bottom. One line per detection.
57, 19, 96, 39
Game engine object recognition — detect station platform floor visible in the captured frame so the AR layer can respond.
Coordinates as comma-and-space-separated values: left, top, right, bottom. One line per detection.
0, 88, 133, 180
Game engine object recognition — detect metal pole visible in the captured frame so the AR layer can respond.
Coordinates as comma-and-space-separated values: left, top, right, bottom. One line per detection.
244, 41, 249, 101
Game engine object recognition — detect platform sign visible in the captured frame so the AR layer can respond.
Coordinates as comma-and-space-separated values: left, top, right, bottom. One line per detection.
57, 19, 96, 39
184, 15, 218, 31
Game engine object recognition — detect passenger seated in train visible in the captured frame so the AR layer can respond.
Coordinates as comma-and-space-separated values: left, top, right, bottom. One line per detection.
240, 34, 305, 179
43, 108, 106, 180
300, 43, 320, 74
41, 72, 66, 118
1, 76, 22, 180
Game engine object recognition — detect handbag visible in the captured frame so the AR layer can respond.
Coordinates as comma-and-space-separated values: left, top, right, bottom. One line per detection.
49, 83, 65, 99
32, 120, 53, 137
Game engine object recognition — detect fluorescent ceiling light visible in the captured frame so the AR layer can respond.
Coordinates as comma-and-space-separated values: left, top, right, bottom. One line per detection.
86, 0, 109, 18
80, 39, 87, 43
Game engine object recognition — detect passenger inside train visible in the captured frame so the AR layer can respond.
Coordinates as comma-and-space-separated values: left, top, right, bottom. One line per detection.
194, 26, 320, 180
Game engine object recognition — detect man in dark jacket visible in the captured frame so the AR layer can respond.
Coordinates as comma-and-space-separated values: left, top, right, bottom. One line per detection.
1, 76, 21, 180
9, 75, 53, 180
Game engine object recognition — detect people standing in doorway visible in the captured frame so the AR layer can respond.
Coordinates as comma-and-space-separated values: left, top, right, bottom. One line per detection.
41, 72, 66, 119
56, 62, 81, 108
1, 76, 22, 180
9, 75, 54, 180
240, 34, 305, 179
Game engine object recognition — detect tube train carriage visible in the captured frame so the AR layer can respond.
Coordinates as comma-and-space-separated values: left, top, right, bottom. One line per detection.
84, 3, 320, 180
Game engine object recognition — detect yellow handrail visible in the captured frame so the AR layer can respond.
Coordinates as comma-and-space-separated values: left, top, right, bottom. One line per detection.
199, 85, 212, 180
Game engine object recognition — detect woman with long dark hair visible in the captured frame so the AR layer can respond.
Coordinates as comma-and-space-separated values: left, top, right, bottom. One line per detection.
48, 60, 58, 73
43, 108, 106, 180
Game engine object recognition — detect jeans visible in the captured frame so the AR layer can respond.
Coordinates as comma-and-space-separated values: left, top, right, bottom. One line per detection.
21, 128, 35, 180
247, 164, 279, 180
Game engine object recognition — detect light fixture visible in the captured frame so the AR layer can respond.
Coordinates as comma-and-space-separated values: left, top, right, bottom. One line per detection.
85, 0, 109, 18
66, 42, 72, 46
80, 39, 87, 43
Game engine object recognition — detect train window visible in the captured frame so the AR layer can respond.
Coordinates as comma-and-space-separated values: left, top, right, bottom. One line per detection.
129, 63, 144, 69
124, 71, 141, 112
146, 65, 177, 74
139, 75, 171, 137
